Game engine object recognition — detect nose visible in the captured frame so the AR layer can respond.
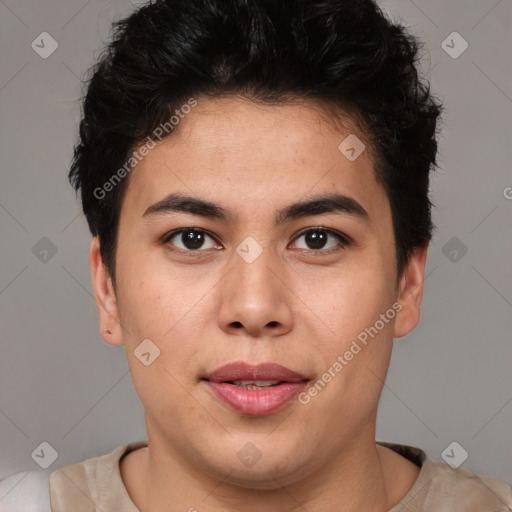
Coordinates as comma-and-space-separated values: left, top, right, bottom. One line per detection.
217, 244, 294, 339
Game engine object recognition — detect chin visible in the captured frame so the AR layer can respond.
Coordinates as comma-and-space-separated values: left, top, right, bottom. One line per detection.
220, 464, 303, 491
199, 443, 313, 490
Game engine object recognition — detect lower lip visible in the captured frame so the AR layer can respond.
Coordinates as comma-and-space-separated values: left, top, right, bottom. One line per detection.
204, 381, 308, 416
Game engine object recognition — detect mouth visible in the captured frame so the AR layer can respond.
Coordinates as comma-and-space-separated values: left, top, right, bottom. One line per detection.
218, 380, 290, 389
202, 362, 310, 416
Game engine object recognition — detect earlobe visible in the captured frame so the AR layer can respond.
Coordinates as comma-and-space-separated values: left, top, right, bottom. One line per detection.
393, 244, 428, 339
90, 236, 123, 346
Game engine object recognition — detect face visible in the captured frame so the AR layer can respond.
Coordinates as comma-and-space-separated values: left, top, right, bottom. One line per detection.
91, 96, 426, 488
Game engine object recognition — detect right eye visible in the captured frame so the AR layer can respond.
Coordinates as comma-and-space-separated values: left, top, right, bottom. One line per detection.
162, 228, 223, 253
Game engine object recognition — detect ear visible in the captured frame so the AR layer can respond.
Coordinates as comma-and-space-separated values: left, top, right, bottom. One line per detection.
393, 244, 428, 339
90, 236, 123, 346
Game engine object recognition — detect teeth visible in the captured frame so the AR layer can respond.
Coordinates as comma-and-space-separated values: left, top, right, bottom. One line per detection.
231, 380, 281, 389
236, 380, 279, 386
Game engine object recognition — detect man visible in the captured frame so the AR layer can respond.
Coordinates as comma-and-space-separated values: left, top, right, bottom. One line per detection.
1, 0, 511, 510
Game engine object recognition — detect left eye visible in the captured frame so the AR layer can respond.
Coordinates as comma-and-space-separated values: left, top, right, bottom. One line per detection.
290, 228, 348, 251
164, 228, 221, 251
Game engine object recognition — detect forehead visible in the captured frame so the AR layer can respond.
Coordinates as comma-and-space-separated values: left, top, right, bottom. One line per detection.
121, 96, 388, 222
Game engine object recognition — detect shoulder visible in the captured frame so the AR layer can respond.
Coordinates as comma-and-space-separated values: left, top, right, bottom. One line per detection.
380, 442, 512, 511
424, 458, 512, 511
0, 470, 51, 512
49, 441, 147, 512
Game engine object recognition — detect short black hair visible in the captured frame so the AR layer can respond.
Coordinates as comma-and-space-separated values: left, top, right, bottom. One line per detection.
69, 0, 443, 287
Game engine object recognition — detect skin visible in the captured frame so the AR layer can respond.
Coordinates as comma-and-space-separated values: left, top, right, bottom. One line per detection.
90, 96, 427, 511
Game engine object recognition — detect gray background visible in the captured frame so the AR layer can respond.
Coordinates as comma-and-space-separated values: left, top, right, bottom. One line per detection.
1, 0, 511, 486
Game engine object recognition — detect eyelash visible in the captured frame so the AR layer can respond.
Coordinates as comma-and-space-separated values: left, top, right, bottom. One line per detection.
161, 227, 352, 256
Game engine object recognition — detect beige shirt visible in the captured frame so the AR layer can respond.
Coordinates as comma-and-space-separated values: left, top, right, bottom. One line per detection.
48, 441, 512, 512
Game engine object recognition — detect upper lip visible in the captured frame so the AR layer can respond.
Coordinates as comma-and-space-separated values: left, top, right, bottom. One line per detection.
204, 362, 309, 383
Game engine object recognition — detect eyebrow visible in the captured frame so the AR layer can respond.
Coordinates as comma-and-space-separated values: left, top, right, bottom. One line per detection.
142, 192, 369, 225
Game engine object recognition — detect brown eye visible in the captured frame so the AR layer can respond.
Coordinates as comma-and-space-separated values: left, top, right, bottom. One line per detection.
291, 228, 350, 251
303, 230, 328, 249
164, 228, 221, 251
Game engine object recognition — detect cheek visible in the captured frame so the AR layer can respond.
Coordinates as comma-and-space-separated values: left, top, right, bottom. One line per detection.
294, 255, 396, 413
116, 252, 202, 338
115, 264, 207, 393
120, 291, 205, 422
128, 358, 206, 433
295, 258, 396, 348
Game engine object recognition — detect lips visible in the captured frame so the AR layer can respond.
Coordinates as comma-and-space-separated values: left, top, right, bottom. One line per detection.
202, 362, 310, 416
